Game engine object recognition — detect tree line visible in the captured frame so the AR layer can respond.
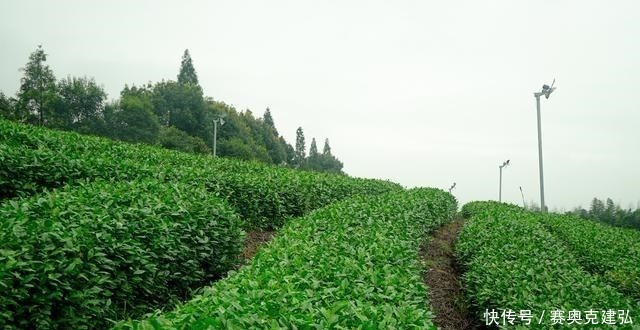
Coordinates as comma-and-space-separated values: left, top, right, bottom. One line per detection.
0, 46, 343, 173
568, 197, 640, 230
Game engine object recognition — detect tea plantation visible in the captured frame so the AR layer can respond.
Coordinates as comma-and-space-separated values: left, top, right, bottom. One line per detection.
2, 119, 639, 329
459, 202, 640, 329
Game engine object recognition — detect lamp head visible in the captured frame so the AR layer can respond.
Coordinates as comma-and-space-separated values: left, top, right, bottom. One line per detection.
542, 79, 556, 99
544, 87, 555, 99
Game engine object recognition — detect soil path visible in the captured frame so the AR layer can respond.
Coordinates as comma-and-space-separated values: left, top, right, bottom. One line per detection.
241, 230, 275, 261
422, 218, 483, 330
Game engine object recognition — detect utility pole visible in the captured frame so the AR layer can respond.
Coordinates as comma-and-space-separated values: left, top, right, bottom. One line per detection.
533, 80, 556, 212
212, 117, 225, 157
499, 160, 510, 202
519, 186, 526, 209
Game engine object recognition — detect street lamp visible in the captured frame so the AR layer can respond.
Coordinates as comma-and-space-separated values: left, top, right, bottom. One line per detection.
449, 182, 456, 194
499, 159, 510, 202
212, 116, 225, 157
533, 79, 556, 212
519, 186, 527, 209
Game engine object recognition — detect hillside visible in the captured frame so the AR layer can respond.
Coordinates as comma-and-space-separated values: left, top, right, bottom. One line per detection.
2, 120, 639, 329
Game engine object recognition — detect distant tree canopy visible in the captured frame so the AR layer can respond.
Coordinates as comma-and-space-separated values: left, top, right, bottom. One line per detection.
1, 46, 345, 173
55, 76, 107, 132
292, 130, 343, 173
568, 197, 640, 230
304, 137, 343, 174
0, 92, 17, 120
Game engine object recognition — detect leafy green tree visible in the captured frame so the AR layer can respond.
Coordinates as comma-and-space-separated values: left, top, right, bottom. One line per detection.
239, 111, 271, 163
208, 101, 269, 162
121, 83, 153, 99
0, 92, 17, 120
281, 136, 295, 165
151, 80, 210, 143
177, 49, 199, 86
240, 110, 265, 146
589, 198, 605, 220
603, 198, 617, 224
259, 108, 287, 165
108, 95, 160, 144
317, 153, 344, 174
16, 45, 58, 125
55, 76, 107, 131
632, 209, 640, 229
159, 126, 210, 154
218, 137, 256, 161
294, 127, 306, 167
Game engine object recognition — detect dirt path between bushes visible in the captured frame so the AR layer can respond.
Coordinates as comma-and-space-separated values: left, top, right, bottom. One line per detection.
241, 230, 276, 261
422, 218, 483, 330
240, 220, 482, 329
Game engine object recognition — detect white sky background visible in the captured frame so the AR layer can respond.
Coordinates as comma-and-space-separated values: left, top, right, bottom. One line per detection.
1, 0, 639, 210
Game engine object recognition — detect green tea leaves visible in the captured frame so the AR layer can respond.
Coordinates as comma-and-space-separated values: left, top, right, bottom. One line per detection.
115, 189, 457, 329
0, 180, 244, 329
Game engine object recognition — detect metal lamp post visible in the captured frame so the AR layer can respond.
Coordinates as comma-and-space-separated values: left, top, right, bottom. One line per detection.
533, 80, 556, 212
499, 160, 510, 202
212, 117, 225, 157
449, 182, 456, 194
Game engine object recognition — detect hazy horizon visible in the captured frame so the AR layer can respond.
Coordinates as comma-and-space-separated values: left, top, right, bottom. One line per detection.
1, 0, 639, 210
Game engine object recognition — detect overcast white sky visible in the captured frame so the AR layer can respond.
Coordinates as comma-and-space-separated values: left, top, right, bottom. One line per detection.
1, 0, 639, 210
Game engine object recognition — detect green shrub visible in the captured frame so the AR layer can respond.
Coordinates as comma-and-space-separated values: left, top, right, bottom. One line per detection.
538, 213, 640, 300
0, 179, 244, 329
0, 119, 401, 228
114, 188, 457, 329
458, 201, 638, 329
158, 126, 210, 154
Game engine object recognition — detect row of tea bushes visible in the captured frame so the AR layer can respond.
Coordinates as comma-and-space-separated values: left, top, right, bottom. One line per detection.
114, 188, 457, 329
0, 179, 244, 329
458, 202, 637, 329
0, 119, 402, 228
539, 213, 640, 300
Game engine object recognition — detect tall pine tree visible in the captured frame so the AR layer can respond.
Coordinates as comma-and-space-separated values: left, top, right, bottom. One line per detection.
261, 107, 287, 164
177, 49, 199, 85
323, 138, 331, 155
263, 107, 275, 128
309, 138, 318, 157
294, 127, 306, 167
